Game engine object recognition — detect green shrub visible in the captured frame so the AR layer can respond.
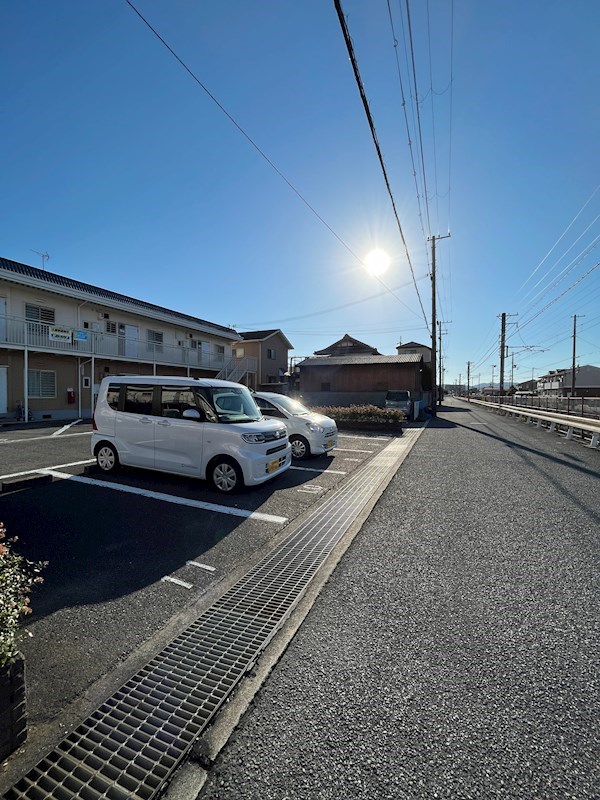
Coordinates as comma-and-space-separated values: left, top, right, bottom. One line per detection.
0, 522, 46, 668
311, 404, 405, 423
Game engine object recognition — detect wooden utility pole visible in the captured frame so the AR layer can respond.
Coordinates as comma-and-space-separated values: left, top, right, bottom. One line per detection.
429, 233, 450, 416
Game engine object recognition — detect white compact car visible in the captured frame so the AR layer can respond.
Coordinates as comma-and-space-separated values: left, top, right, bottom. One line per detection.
91, 376, 291, 493
253, 392, 338, 460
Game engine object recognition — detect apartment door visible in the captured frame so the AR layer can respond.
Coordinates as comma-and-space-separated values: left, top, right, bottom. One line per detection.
0, 367, 7, 414
118, 324, 138, 357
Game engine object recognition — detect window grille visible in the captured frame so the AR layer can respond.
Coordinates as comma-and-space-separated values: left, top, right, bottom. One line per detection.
28, 369, 56, 398
25, 304, 55, 324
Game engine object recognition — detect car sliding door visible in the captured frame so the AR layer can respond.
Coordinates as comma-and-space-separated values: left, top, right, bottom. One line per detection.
153, 386, 204, 475
116, 384, 156, 468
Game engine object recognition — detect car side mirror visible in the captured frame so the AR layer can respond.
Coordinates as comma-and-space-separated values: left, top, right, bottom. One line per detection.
182, 408, 203, 421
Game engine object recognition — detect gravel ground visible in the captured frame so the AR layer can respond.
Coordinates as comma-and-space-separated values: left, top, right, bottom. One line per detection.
198, 400, 599, 800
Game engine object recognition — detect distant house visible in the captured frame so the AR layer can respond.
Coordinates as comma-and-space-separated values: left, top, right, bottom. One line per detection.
236, 329, 294, 391
537, 365, 600, 398
297, 334, 432, 408
396, 340, 432, 363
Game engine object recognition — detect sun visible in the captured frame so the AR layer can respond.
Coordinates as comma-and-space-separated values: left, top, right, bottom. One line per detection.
364, 248, 391, 277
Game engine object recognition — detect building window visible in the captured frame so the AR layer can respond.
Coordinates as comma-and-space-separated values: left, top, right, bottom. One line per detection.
235, 347, 245, 358
106, 321, 117, 335
147, 330, 164, 353
267, 348, 276, 359
215, 344, 225, 355
25, 304, 55, 324
28, 369, 56, 398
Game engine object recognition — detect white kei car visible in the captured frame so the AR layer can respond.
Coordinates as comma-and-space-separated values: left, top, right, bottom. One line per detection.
253, 392, 338, 460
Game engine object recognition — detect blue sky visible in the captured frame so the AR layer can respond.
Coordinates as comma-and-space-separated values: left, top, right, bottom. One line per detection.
2, 0, 599, 388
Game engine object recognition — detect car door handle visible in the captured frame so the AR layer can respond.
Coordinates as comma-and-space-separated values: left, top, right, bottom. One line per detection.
139, 417, 154, 424
156, 420, 171, 426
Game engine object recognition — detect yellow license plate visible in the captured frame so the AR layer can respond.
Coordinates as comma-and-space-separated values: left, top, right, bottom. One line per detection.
267, 459, 280, 473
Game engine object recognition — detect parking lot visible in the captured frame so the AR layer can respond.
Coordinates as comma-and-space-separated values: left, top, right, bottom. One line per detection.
0, 421, 399, 739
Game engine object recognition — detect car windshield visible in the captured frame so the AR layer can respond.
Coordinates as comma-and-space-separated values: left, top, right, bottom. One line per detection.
267, 396, 311, 416
387, 391, 409, 401
205, 387, 262, 423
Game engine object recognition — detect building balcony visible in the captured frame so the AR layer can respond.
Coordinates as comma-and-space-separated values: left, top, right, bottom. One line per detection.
0, 314, 256, 374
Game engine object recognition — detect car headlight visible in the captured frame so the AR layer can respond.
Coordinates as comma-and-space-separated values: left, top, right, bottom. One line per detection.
305, 422, 324, 433
242, 433, 266, 443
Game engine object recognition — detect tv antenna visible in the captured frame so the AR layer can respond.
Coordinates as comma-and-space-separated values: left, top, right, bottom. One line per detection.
30, 250, 50, 270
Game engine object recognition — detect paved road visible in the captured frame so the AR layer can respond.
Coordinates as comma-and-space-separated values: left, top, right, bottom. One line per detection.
193, 399, 599, 800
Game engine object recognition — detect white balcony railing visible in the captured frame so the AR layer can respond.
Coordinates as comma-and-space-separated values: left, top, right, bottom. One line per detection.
0, 314, 257, 374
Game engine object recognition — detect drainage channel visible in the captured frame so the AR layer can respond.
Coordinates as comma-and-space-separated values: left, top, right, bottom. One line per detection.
4, 430, 422, 800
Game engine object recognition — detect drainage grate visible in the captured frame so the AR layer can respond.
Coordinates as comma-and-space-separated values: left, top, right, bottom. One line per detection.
3, 432, 421, 800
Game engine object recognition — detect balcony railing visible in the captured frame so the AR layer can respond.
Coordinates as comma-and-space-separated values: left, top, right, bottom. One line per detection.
0, 314, 256, 374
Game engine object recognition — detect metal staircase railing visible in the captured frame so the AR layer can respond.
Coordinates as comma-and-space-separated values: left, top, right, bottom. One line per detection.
215, 356, 257, 383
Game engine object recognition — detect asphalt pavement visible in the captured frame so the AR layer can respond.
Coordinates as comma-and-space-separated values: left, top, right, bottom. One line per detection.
186, 398, 599, 800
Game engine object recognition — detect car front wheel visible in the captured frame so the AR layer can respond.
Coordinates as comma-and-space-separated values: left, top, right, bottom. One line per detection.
290, 435, 310, 460
210, 457, 243, 493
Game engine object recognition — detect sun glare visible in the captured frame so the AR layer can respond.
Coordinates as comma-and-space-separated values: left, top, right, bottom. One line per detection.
364, 248, 391, 277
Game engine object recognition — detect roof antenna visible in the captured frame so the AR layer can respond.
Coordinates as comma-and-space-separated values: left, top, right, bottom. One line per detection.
30, 250, 50, 270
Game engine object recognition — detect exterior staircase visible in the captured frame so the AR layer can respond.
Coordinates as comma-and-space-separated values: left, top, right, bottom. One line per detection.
216, 356, 256, 384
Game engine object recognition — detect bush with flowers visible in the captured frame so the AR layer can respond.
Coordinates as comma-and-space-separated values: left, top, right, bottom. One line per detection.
0, 522, 46, 668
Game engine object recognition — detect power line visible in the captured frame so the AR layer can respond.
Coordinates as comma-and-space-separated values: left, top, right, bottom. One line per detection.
404, 0, 432, 236
333, 0, 430, 335
519, 183, 600, 292
126, 0, 424, 324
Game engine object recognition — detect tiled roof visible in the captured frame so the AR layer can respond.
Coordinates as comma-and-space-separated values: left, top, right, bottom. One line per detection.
0, 257, 237, 335
299, 354, 422, 366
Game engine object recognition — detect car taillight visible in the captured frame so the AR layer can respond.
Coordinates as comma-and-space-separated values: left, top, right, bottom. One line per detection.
92, 415, 97, 431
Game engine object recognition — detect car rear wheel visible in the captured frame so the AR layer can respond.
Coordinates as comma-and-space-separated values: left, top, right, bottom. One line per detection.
210, 457, 243, 493
96, 443, 119, 472
290, 435, 310, 460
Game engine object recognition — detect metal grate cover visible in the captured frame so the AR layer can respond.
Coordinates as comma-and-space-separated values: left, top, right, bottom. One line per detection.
3, 432, 421, 800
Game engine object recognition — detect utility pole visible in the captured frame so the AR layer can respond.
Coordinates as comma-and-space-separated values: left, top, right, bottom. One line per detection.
467, 361, 471, 400
571, 314, 584, 396
499, 313, 506, 394
437, 320, 451, 405
498, 312, 517, 395
429, 233, 450, 416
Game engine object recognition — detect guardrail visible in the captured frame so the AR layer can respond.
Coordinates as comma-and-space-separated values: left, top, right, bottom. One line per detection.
469, 399, 600, 449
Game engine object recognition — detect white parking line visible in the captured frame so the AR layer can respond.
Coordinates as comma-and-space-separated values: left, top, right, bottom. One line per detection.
297, 485, 324, 494
0, 460, 95, 480
290, 466, 347, 475
38, 469, 288, 524
186, 561, 216, 572
161, 576, 193, 589
0, 431, 91, 445
337, 434, 392, 440
335, 448, 374, 454
51, 420, 83, 436
342, 458, 362, 462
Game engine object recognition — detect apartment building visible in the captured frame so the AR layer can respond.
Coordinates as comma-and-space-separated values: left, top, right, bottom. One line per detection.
0, 257, 255, 421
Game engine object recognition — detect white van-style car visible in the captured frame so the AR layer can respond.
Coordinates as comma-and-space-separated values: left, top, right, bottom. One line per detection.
253, 391, 338, 460
91, 376, 291, 493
